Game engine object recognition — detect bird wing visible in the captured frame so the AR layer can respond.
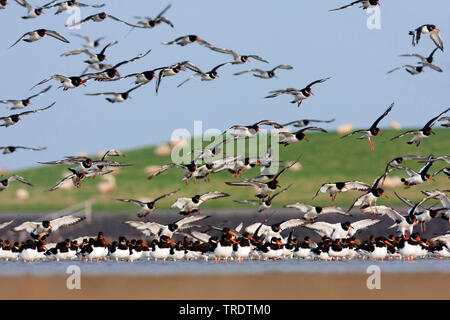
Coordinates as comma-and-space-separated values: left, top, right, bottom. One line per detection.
154, 188, 181, 202
279, 219, 307, 231
27, 85, 52, 100
116, 198, 145, 207
156, 3, 172, 18
424, 107, 450, 129
306, 77, 331, 88
176, 215, 210, 229
171, 197, 191, 210
322, 206, 351, 216
9, 31, 32, 48
66, 14, 95, 27
340, 129, 368, 139
248, 55, 269, 63
418, 154, 434, 175
12, 221, 40, 233
254, 120, 284, 128
47, 174, 76, 191
18, 102, 55, 116
123, 221, 162, 236
389, 130, 418, 141
329, 0, 363, 11
147, 163, 176, 180
0, 219, 15, 230
394, 192, 415, 207
50, 215, 85, 231
370, 102, 394, 130
273, 154, 301, 180
200, 191, 230, 202
234, 200, 260, 206
302, 222, 334, 238
45, 30, 70, 43
269, 184, 293, 200
107, 14, 140, 27
361, 206, 404, 221
113, 49, 152, 69
245, 223, 270, 236
8, 175, 32, 186
350, 219, 381, 232
189, 230, 211, 243
283, 203, 313, 212
225, 181, 266, 189
345, 181, 371, 191
272, 64, 293, 71
233, 69, 263, 76
61, 48, 95, 58
300, 126, 328, 133
430, 31, 444, 51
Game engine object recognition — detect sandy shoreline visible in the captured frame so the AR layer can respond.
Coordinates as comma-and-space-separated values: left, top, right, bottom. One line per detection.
1, 273, 449, 300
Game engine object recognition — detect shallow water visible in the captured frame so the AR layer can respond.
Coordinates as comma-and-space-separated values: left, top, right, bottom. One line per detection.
0, 258, 449, 276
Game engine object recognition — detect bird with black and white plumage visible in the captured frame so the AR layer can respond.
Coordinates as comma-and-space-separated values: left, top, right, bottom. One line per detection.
383, 155, 427, 177
302, 219, 380, 240
31, 75, 89, 91
264, 77, 331, 107
148, 160, 198, 184
221, 120, 283, 139
155, 61, 190, 94
12, 216, 86, 240
14, 0, 47, 19
9, 29, 69, 48
47, 169, 113, 191
234, 184, 292, 217
116, 189, 180, 219
245, 219, 307, 244
283, 203, 350, 222
399, 48, 443, 72
281, 118, 335, 128
0, 146, 46, 155
347, 172, 388, 212
409, 24, 444, 51
203, 42, 269, 64
362, 206, 418, 237
312, 181, 370, 201
43, 1, 105, 15
163, 35, 211, 47
171, 192, 230, 215
71, 34, 105, 48
329, 0, 380, 12
85, 83, 144, 103
340, 102, 394, 151
120, 67, 165, 85
278, 126, 328, 147
123, 215, 209, 239
213, 156, 261, 178
0, 86, 52, 110
187, 157, 239, 183
0, 102, 55, 128
177, 62, 231, 87
433, 167, 450, 179
233, 65, 293, 79
66, 12, 141, 28
225, 156, 300, 199
387, 65, 424, 75
132, 4, 174, 29
60, 40, 118, 65
396, 154, 435, 188
83, 49, 152, 82
390, 107, 450, 146
438, 117, 450, 128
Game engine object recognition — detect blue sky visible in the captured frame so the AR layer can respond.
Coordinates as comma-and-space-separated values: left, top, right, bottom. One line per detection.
1, 0, 449, 170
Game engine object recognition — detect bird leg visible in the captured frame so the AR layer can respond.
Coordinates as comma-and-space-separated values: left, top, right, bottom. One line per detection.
369, 137, 374, 151
297, 100, 302, 107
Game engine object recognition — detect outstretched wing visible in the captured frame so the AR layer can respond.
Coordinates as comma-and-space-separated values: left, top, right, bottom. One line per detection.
50, 215, 86, 231
370, 102, 394, 130
8, 175, 32, 186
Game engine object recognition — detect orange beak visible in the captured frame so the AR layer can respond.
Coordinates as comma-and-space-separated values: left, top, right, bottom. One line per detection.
179, 68, 185, 71
428, 177, 434, 180
80, 81, 86, 86
153, 74, 158, 79
377, 130, 382, 136
276, 240, 284, 245
114, 71, 120, 77
168, 239, 176, 245
303, 136, 309, 141
228, 230, 238, 237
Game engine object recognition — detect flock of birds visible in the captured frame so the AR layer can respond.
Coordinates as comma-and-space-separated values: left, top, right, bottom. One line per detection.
0, 1, 449, 264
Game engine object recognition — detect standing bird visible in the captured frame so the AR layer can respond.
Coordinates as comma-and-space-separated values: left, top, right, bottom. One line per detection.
60, 40, 118, 64
390, 107, 450, 146
85, 84, 144, 103
278, 127, 328, 146
409, 25, 443, 51
203, 43, 268, 64
0, 146, 46, 154
0, 85, 51, 110
66, 12, 140, 28
329, 0, 380, 11
9, 29, 69, 48
177, 62, 230, 87
340, 102, 394, 151
264, 78, 331, 107
116, 189, 180, 218
0, 103, 55, 128
12, 216, 85, 239
0, 175, 32, 191
399, 48, 442, 72
233, 65, 293, 79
